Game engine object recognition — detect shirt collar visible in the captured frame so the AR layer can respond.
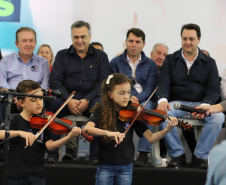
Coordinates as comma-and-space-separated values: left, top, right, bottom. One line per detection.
69, 45, 94, 56
17, 52, 34, 63
181, 49, 199, 63
126, 54, 142, 64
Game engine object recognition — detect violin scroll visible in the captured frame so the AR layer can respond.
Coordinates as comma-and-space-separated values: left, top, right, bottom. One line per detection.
177, 119, 193, 131
81, 130, 93, 142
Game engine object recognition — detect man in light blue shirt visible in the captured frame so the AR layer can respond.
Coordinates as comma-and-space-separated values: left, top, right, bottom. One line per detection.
0, 27, 50, 125
0, 53, 49, 89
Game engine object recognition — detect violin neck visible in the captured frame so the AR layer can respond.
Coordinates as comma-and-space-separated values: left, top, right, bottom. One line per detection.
54, 118, 74, 130
144, 109, 165, 118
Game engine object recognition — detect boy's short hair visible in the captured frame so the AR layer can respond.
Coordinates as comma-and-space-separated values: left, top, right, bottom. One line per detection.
16, 80, 41, 100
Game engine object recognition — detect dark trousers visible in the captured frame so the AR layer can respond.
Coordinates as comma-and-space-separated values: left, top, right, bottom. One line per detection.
7, 175, 46, 185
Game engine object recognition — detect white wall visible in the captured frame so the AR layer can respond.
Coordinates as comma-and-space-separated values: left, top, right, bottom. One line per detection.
1, 0, 226, 76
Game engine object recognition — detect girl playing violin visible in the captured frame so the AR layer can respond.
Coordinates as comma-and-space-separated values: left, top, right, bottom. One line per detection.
1, 80, 81, 185
84, 73, 178, 185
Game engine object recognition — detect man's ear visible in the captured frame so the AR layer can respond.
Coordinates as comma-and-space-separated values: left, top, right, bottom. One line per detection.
15, 41, 19, 48
150, 51, 153, 58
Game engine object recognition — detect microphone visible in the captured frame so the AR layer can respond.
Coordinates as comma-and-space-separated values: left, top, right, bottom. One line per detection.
173, 103, 211, 117
41, 89, 64, 98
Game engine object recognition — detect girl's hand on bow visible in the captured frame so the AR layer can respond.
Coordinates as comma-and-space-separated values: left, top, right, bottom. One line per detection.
107, 131, 125, 144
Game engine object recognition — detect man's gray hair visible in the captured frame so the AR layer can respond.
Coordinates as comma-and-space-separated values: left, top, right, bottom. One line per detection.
71, 20, 91, 35
152, 43, 168, 52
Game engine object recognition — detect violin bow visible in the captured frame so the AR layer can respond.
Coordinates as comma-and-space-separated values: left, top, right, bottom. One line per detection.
114, 87, 158, 147
25, 91, 76, 148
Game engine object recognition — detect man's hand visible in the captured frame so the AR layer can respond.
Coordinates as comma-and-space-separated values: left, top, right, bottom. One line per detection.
130, 96, 139, 104
78, 99, 89, 113
157, 101, 171, 114
195, 104, 224, 114
67, 99, 82, 115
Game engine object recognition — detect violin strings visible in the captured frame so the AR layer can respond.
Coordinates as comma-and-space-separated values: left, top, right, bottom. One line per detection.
144, 109, 165, 118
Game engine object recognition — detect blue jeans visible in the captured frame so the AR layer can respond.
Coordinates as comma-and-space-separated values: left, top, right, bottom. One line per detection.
95, 163, 133, 185
159, 101, 225, 159
137, 101, 156, 152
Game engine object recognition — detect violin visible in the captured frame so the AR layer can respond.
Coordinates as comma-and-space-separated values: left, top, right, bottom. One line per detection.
30, 111, 93, 142
118, 103, 193, 131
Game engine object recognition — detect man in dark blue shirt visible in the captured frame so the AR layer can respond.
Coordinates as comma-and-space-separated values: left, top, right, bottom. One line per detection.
46, 20, 110, 162
110, 28, 158, 167
156, 23, 224, 169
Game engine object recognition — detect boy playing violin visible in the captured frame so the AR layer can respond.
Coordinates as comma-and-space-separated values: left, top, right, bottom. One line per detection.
0, 80, 81, 185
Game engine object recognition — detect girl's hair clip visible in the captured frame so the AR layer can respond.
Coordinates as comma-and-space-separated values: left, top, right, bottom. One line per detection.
106, 74, 113, 85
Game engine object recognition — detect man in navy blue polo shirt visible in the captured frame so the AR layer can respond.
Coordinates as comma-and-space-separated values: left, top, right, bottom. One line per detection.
47, 20, 110, 162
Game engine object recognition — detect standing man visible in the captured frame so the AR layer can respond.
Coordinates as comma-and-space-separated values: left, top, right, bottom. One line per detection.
0, 27, 50, 125
47, 20, 110, 162
110, 28, 158, 167
156, 23, 225, 169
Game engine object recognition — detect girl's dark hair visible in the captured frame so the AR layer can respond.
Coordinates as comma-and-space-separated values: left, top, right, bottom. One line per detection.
16, 80, 41, 100
92, 73, 132, 144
